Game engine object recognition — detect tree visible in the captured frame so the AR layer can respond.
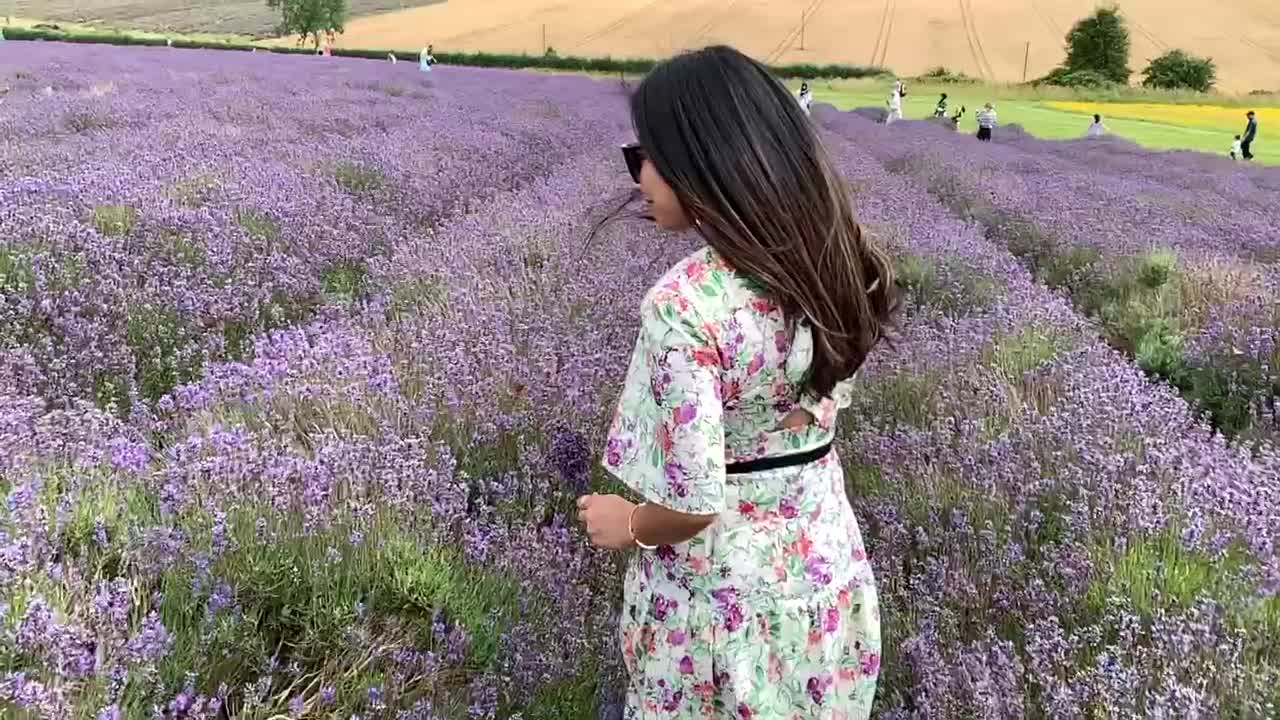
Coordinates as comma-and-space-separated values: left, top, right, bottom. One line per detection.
1142, 49, 1217, 92
267, 0, 347, 50
1062, 6, 1131, 84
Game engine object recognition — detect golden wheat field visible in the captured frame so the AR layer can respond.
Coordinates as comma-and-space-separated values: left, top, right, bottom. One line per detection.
335, 0, 1280, 92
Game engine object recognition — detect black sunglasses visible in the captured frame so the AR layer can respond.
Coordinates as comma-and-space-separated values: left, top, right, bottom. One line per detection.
621, 143, 645, 183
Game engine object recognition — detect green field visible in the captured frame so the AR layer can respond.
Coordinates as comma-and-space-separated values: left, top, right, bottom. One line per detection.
800, 79, 1280, 165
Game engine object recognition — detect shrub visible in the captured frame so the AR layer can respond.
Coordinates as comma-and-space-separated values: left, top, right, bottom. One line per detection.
916, 66, 979, 84
1037, 67, 1117, 89
1141, 49, 1217, 92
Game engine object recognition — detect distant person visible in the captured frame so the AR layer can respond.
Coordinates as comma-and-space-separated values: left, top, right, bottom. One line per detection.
1231, 134, 1243, 161
1241, 110, 1257, 161
797, 82, 813, 115
1087, 113, 1108, 137
886, 79, 906, 124
976, 102, 997, 141
933, 93, 948, 118
420, 44, 438, 73
951, 105, 967, 127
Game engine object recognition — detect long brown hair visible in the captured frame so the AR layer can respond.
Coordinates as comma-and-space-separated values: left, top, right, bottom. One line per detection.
631, 46, 898, 399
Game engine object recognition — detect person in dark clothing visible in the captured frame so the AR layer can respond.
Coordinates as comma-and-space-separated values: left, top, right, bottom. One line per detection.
1242, 111, 1258, 161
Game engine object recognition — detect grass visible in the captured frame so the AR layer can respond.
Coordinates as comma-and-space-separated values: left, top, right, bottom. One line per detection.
895, 253, 1001, 315
334, 161, 387, 196
797, 78, 1280, 165
92, 203, 138, 236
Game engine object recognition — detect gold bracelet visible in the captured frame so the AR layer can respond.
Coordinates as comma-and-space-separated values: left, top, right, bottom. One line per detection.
628, 502, 658, 550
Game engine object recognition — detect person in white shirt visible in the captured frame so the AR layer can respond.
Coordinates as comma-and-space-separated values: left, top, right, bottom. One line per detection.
976, 103, 997, 141
885, 80, 905, 124
797, 82, 813, 116
1231, 135, 1243, 160
420, 44, 437, 73
1086, 113, 1108, 137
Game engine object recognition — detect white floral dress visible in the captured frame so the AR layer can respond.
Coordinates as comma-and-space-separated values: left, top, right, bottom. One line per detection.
604, 247, 881, 719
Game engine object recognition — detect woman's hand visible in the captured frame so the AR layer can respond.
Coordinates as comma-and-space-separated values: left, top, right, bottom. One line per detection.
576, 493, 637, 550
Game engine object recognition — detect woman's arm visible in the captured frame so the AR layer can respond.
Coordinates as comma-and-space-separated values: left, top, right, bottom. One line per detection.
577, 493, 716, 550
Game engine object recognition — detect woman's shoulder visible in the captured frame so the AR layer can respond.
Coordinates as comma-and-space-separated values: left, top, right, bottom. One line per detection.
641, 246, 744, 332
646, 245, 727, 297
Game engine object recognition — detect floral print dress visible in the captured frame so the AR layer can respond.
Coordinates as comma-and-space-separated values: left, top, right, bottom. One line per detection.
604, 247, 881, 719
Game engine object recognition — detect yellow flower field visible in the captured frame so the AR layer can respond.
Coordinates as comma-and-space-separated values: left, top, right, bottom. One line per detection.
1047, 102, 1277, 134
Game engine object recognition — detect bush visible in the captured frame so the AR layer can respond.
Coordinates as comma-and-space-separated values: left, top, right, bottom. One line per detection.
916, 66, 979, 84
1037, 67, 1117, 88
1142, 49, 1217, 92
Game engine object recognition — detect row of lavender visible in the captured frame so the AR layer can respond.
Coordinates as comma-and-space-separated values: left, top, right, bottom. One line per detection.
812, 110, 1280, 717
841, 112, 1280, 446
0, 44, 631, 414
0, 44, 647, 719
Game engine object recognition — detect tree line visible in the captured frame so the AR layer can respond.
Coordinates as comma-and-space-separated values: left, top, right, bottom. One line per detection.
1041, 5, 1218, 92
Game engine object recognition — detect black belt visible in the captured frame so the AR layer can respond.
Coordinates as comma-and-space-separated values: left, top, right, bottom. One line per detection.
725, 442, 833, 475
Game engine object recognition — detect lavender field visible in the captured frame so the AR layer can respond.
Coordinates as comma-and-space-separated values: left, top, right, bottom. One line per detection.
0, 43, 1277, 720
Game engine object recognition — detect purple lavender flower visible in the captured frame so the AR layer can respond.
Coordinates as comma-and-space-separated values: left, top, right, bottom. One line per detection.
125, 612, 173, 664
467, 675, 499, 719
548, 426, 590, 494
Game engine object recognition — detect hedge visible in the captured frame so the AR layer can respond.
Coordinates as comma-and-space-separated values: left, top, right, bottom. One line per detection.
0, 25, 891, 80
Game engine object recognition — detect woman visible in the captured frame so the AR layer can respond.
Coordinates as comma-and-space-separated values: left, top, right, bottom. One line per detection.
578, 46, 895, 719
933, 92, 948, 118
1086, 113, 1108, 137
